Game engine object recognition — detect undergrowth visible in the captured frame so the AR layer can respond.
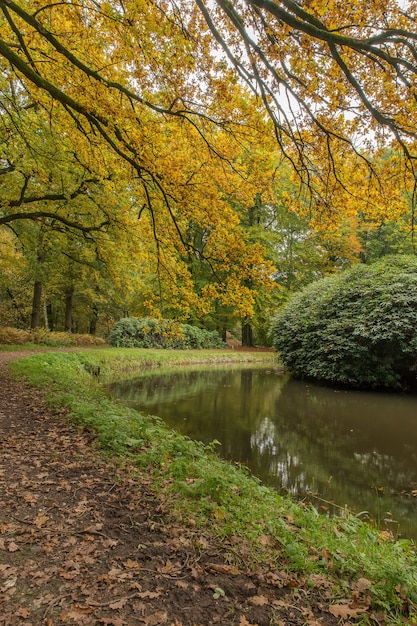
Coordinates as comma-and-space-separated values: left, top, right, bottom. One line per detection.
0, 327, 107, 347
9, 349, 417, 624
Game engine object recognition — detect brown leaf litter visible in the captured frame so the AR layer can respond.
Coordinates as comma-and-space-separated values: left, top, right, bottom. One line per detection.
0, 351, 356, 625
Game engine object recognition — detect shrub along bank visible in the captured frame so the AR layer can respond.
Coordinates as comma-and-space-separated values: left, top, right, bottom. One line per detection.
109, 317, 225, 349
271, 255, 417, 390
9, 349, 417, 624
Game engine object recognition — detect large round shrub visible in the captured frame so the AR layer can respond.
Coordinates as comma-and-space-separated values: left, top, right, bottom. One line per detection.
176, 324, 225, 349
271, 255, 417, 390
109, 317, 224, 349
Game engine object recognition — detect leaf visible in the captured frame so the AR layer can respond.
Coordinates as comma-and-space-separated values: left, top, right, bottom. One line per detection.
1, 576, 17, 591
8, 541, 19, 552
207, 563, 239, 575
122, 559, 141, 570
109, 598, 129, 610
353, 577, 372, 593
139, 611, 168, 625
249, 595, 269, 606
137, 591, 160, 599
329, 603, 368, 619
239, 616, 259, 626
33, 512, 49, 528
213, 587, 225, 599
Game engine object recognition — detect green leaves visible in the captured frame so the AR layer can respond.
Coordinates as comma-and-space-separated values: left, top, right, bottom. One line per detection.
109, 317, 224, 349
271, 255, 417, 390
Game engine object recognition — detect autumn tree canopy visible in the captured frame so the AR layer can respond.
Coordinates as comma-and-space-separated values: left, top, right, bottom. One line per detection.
1, 0, 417, 331
1, 1, 417, 184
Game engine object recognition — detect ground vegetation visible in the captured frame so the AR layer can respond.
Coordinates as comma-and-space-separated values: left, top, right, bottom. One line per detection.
1, 348, 416, 625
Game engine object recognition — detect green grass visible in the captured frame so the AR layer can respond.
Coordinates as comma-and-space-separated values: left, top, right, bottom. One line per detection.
0, 342, 47, 351
8, 348, 417, 624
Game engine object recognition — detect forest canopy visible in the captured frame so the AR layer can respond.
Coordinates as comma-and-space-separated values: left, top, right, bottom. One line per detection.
1, 1, 417, 336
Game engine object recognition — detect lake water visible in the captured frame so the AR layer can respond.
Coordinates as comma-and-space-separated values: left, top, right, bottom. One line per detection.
108, 365, 417, 539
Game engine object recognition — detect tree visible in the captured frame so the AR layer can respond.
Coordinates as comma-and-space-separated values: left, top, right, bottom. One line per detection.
2, 1, 417, 333
1, 0, 417, 198
0, 72, 111, 236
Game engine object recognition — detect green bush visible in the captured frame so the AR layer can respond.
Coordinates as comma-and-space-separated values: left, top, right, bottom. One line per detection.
109, 317, 225, 349
271, 255, 417, 390
178, 324, 225, 349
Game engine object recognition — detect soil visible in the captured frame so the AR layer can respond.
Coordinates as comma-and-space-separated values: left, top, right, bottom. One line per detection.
0, 350, 348, 626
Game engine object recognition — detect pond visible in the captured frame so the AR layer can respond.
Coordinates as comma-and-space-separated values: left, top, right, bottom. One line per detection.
108, 365, 417, 540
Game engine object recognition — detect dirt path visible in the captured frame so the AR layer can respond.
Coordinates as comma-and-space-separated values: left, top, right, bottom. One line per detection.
0, 351, 339, 626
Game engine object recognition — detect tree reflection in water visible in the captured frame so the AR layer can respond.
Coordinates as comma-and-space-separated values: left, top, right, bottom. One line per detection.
109, 367, 417, 539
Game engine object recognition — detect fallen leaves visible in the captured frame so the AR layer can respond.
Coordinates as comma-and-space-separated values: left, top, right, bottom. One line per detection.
1, 574, 17, 591
328, 603, 368, 619
137, 610, 168, 625
248, 595, 269, 606
0, 365, 387, 626
239, 616, 259, 626
33, 512, 49, 528
0, 538, 19, 552
328, 576, 373, 620
207, 562, 239, 575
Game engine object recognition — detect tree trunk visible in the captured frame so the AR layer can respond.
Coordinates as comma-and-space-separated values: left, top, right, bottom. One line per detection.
242, 319, 254, 347
64, 286, 74, 332
89, 304, 99, 335
46, 303, 54, 331
30, 281, 42, 329
43, 301, 49, 331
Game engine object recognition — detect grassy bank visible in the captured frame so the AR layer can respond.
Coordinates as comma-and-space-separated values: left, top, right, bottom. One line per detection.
9, 348, 417, 624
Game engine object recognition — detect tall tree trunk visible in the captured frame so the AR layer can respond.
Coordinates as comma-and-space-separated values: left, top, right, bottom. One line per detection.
46, 303, 54, 331
89, 303, 98, 335
240, 194, 260, 348
242, 318, 254, 347
30, 281, 42, 329
43, 301, 49, 331
64, 286, 74, 332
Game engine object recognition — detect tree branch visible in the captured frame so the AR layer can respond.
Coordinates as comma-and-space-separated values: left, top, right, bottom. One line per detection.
0, 211, 110, 232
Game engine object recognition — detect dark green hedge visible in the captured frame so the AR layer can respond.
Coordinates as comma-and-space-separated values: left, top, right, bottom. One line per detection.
109, 317, 225, 350
271, 255, 417, 390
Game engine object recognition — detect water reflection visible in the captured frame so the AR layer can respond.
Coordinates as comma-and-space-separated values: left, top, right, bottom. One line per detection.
108, 366, 417, 539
